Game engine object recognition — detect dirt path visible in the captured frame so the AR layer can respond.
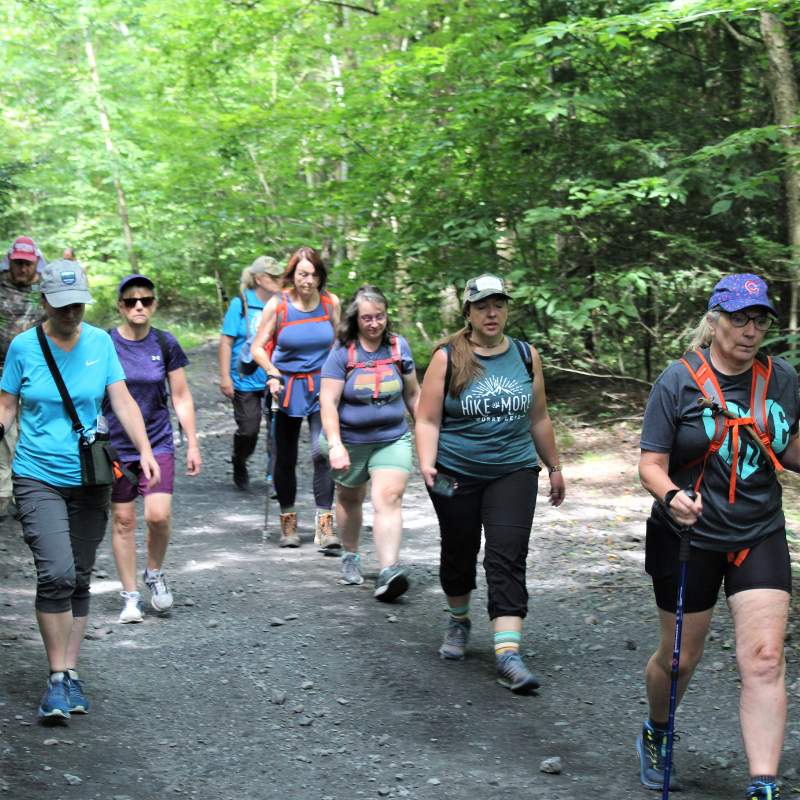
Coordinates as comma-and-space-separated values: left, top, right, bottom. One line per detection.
1, 342, 798, 800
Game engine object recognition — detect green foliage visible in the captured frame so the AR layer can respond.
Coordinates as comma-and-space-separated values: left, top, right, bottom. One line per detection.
1, 0, 798, 374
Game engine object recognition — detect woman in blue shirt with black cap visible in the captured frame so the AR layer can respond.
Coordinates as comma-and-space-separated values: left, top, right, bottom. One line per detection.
0, 260, 158, 723
637, 274, 800, 799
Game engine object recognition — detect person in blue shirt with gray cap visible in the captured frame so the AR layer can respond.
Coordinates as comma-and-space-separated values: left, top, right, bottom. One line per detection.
637, 273, 800, 799
0, 259, 159, 723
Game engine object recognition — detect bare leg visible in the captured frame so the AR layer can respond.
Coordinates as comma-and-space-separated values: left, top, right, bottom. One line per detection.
143, 493, 172, 571
336, 484, 367, 553
36, 610, 73, 672
492, 615, 523, 635
65, 615, 89, 669
369, 469, 408, 570
729, 588, 789, 777
111, 500, 138, 592
645, 607, 713, 721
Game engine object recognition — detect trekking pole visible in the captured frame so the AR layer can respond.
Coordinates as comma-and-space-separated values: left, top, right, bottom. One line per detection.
262, 393, 279, 545
662, 487, 697, 800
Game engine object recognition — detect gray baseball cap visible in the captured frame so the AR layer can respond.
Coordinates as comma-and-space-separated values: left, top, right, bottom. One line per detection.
39, 260, 93, 307
462, 273, 511, 305
250, 255, 284, 277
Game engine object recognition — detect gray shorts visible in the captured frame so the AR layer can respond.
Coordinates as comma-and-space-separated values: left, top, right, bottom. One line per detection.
14, 476, 110, 616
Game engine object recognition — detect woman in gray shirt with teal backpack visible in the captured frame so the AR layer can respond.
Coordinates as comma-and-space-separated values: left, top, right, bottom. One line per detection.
416, 273, 565, 693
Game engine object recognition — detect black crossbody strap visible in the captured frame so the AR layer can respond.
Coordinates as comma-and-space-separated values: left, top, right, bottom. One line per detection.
36, 324, 85, 436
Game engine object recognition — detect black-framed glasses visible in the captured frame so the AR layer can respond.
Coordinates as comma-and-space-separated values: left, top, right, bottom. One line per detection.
725, 310, 774, 331
122, 296, 155, 309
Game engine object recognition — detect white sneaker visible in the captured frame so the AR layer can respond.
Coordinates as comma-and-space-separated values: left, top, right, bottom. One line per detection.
118, 591, 144, 624
143, 568, 174, 612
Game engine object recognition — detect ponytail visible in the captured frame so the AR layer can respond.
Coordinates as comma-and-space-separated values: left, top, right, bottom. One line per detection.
433, 325, 484, 397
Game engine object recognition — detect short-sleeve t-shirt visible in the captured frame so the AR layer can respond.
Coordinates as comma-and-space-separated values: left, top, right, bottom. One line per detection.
320, 336, 415, 444
0, 323, 126, 487
437, 342, 538, 479
220, 289, 269, 393
103, 328, 189, 460
640, 349, 799, 551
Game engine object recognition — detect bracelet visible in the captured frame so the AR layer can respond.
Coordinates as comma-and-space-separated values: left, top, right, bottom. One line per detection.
548, 464, 562, 474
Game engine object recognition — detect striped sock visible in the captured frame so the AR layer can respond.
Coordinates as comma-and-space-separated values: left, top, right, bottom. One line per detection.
447, 603, 470, 621
494, 630, 521, 657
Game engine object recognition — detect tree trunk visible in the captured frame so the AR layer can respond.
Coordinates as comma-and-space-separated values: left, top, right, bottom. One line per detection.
83, 29, 138, 271
760, 12, 800, 344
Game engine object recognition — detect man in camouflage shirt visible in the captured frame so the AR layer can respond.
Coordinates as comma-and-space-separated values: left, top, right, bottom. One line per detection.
0, 236, 43, 515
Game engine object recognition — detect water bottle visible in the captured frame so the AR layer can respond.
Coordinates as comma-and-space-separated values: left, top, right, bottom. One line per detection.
95, 414, 109, 440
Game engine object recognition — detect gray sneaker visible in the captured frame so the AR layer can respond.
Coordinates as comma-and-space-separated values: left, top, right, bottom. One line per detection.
373, 565, 409, 602
339, 552, 364, 585
439, 617, 471, 660
496, 652, 540, 693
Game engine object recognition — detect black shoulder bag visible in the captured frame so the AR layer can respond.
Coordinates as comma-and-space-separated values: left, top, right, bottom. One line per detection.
37, 324, 133, 487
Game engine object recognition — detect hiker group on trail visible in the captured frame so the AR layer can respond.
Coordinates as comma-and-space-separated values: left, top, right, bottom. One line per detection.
0, 235, 797, 800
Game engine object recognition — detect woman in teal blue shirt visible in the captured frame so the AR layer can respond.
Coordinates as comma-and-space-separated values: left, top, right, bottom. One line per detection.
0, 260, 158, 722
416, 273, 565, 694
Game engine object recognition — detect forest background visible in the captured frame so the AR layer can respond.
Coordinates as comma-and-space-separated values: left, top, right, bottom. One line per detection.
1, 0, 799, 381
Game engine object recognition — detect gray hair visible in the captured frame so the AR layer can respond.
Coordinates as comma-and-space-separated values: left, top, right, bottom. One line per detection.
688, 309, 720, 350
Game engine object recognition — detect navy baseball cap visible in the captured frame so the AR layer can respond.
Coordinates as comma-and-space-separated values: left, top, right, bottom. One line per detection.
708, 274, 776, 315
118, 274, 155, 296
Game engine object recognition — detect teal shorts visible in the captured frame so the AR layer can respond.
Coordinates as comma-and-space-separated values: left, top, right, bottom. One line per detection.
319, 432, 413, 488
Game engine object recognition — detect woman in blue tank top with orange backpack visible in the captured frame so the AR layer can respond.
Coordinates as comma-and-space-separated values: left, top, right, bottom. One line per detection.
251, 246, 341, 549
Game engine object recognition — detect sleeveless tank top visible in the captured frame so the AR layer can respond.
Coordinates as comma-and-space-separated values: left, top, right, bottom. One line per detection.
437, 343, 538, 479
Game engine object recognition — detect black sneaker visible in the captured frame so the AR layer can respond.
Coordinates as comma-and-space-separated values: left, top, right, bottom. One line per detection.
745, 780, 781, 799
232, 459, 249, 490
636, 720, 680, 791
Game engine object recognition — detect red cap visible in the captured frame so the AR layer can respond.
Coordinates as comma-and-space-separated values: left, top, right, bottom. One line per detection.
8, 236, 37, 263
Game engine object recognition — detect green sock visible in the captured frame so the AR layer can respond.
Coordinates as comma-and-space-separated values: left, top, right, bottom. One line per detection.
494, 630, 521, 657
447, 603, 470, 621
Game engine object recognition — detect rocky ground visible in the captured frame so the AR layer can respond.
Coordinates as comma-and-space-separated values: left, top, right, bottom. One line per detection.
1, 341, 799, 800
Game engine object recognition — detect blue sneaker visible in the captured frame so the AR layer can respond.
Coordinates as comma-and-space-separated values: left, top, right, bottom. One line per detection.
636, 720, 680, 791
438, 617, 471, 660
745, 780, 781, 799
495, 652, 540, 693
373, 565, 409, 602
65, 671, 89, 714
38, 673, 71, 720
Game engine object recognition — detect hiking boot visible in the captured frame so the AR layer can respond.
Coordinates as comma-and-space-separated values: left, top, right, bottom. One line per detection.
315, 511, 341, 553
38, 673, 71, 720
65, 670, 89, 714
232, 459, 249, 490
278, 512, 300, 547
339, 552, 364, 585
496, 652, 540, 694
143, 568, 174, 612
745, 780, 781, 799
118, 591, 144, 623
439, 617, 471, 660
373, 564, 409, 602
231, 432, 257, 490
636, 720, 680, 791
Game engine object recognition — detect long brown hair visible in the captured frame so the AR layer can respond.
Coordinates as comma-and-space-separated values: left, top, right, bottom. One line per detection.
282, 246, 328, 291
434, 325, 484, 398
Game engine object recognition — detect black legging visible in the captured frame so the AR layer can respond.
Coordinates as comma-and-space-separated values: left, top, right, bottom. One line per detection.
427, 468, 539, 619
273, 410, 334, 510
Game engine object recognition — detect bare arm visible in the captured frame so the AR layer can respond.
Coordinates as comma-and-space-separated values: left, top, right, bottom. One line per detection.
218, 335, 234, 399
0, 391, 18, 434
415, 348, 447, 488
402, 370, 421, 420
778, 433, 800, 472
330, 293, 341, 327
639, 450, 703, 527
168, 368, 202, 476
106, 381, 161, 487
527, 346, 565, 506
319, 377, 349, 470
250, 296, 283, 397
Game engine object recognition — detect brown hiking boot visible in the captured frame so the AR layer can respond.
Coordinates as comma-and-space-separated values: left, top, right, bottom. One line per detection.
278, 512, 300, 547
315, 511, 341, 553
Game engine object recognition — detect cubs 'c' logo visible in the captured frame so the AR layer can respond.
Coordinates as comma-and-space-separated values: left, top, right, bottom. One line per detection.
744, 279, 759, 294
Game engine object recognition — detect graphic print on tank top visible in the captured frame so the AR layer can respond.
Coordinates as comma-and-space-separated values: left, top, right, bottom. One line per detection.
459, 374, 532, 422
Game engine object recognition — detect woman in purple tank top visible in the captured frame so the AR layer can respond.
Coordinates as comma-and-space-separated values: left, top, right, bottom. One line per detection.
251, 247, 341, 550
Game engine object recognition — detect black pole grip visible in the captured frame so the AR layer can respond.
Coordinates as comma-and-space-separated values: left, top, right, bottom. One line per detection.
677, 487, 697, 562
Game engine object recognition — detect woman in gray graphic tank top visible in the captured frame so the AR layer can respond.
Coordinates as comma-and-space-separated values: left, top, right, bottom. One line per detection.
416, 272, 565, 694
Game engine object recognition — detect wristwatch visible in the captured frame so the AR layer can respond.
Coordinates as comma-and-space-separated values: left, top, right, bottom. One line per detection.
663, 489, 680, 508
548, 464, 562, 474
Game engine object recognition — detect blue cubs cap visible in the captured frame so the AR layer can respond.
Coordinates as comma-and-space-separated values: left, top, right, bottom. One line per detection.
708, 274, 776, 315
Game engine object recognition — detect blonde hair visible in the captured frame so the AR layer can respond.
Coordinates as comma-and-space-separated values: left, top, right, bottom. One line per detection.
239, 266, 256, 294
434, 325, 484, 398
688, 309, 720, 350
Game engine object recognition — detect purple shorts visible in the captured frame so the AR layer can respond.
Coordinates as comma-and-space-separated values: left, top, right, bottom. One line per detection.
111, 452, 175, 503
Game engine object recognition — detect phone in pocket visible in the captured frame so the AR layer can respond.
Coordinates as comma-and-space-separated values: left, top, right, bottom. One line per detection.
430, 472, 457, 497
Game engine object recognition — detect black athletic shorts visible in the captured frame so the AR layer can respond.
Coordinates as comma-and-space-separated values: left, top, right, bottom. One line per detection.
645, 517, 792, 613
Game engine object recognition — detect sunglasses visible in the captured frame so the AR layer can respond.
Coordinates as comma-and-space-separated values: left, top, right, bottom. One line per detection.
121, 296, 155, 309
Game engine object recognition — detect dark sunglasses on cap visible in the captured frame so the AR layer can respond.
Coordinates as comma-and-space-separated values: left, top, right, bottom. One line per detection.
121, 296, 155, 309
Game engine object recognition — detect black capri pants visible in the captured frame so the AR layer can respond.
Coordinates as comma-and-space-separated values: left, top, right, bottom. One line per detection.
427, 467, 539, 619
645, 516, 792, 614
14, 476, 111, 616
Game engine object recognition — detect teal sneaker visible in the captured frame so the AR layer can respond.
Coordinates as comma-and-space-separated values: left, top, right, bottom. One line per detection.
373, 564, 409, 602
65, 671, 89, 714
38, 673, 71, 720
745, 780, 781, 799
339, 552, 364, 586
636, 720, 680, 791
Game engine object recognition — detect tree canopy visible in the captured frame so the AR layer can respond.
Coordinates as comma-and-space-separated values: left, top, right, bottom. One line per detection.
1, 0, 798, 377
